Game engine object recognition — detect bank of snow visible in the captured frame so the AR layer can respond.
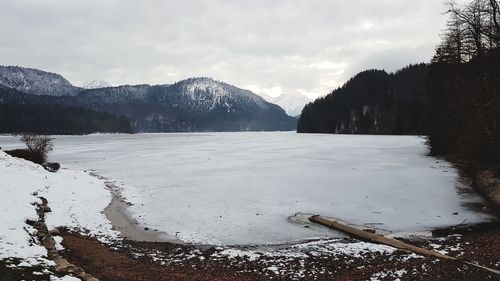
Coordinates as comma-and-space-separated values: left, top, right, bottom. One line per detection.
0, 151, 118, 276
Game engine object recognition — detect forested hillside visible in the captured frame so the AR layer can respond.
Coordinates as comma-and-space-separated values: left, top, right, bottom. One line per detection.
297, 64, 427, 135
424, 0, 500, 166
0, 86, 132, 134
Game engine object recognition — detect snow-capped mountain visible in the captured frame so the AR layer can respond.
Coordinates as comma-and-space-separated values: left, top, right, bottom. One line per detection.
261, 93, 311, 117
0, 66, 79, 96
82, 79, 112, 89
78, 77, 294, 131
0, 67, 296, 132
173, 77, 268, 111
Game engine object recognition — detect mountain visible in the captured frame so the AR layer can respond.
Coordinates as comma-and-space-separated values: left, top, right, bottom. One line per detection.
297, 64, 428, 135
0, 66, 80, 96
261, 93, 311, 116
82, 79, 112, 89
77, 78, 296, 132
0, 67, 296, 133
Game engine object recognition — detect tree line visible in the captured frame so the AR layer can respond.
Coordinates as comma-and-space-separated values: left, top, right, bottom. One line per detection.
0, 103, 132, 135
0, 86, 132, 134
425, 0, 500, 167
434, 0, 500, 63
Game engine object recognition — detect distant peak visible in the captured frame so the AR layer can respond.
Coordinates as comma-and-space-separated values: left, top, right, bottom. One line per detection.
264, 93, 312, 116
83, 79, 112, 89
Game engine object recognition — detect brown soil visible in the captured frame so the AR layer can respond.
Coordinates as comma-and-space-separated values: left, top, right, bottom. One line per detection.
59, 233, 262, 281
476, 169, 500, 213
59, 223, 500, 281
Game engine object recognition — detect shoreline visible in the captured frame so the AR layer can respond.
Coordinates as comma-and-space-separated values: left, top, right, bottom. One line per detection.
98, 170, 497, 248
102, 179, 184, 244
57, 221, 500, 281
10, 161, 498, 280
59, 171, 500, 280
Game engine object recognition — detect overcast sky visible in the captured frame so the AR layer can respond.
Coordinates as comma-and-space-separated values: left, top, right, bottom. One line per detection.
0, 0, 452, 98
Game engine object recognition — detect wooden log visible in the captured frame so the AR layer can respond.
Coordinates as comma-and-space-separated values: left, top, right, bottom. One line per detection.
309, 215, 500, 276
309, 215, 451, 259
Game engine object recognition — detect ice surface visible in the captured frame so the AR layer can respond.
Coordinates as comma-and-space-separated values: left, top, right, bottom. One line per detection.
0, 132, 493, 246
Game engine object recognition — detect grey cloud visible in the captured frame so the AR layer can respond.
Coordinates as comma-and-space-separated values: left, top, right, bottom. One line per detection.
0, 0, 449, 98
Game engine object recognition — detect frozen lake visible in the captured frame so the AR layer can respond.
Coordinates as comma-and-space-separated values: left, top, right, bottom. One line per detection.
0, 133, 493, 245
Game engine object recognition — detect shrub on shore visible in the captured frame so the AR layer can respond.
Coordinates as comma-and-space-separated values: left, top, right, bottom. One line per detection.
20, 134, 54, 164
4, 135, 58, 170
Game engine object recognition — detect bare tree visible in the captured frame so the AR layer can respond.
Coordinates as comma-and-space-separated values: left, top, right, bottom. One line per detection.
434, 2, 470, 64
455, 0, 486, 56
21, 134, 54, 163
486, 0, 500, 45
440, 0, 500, 62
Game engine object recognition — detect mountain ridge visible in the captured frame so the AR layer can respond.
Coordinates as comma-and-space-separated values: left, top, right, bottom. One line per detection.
0, 66, 80, 96
0, 66, 296, 133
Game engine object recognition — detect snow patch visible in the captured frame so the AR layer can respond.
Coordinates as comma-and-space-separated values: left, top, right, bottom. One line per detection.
82, 79, 112, 89
0, 150, 119, 269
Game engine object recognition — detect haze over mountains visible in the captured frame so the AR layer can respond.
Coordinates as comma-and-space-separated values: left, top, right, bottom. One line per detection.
261, 93, 311, 117
0, 66, 296, 133
82, 80, 112, 89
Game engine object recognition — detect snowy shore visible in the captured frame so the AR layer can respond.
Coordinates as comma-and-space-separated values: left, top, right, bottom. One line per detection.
0, 149, 403, 279
0, 151, 119, 279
